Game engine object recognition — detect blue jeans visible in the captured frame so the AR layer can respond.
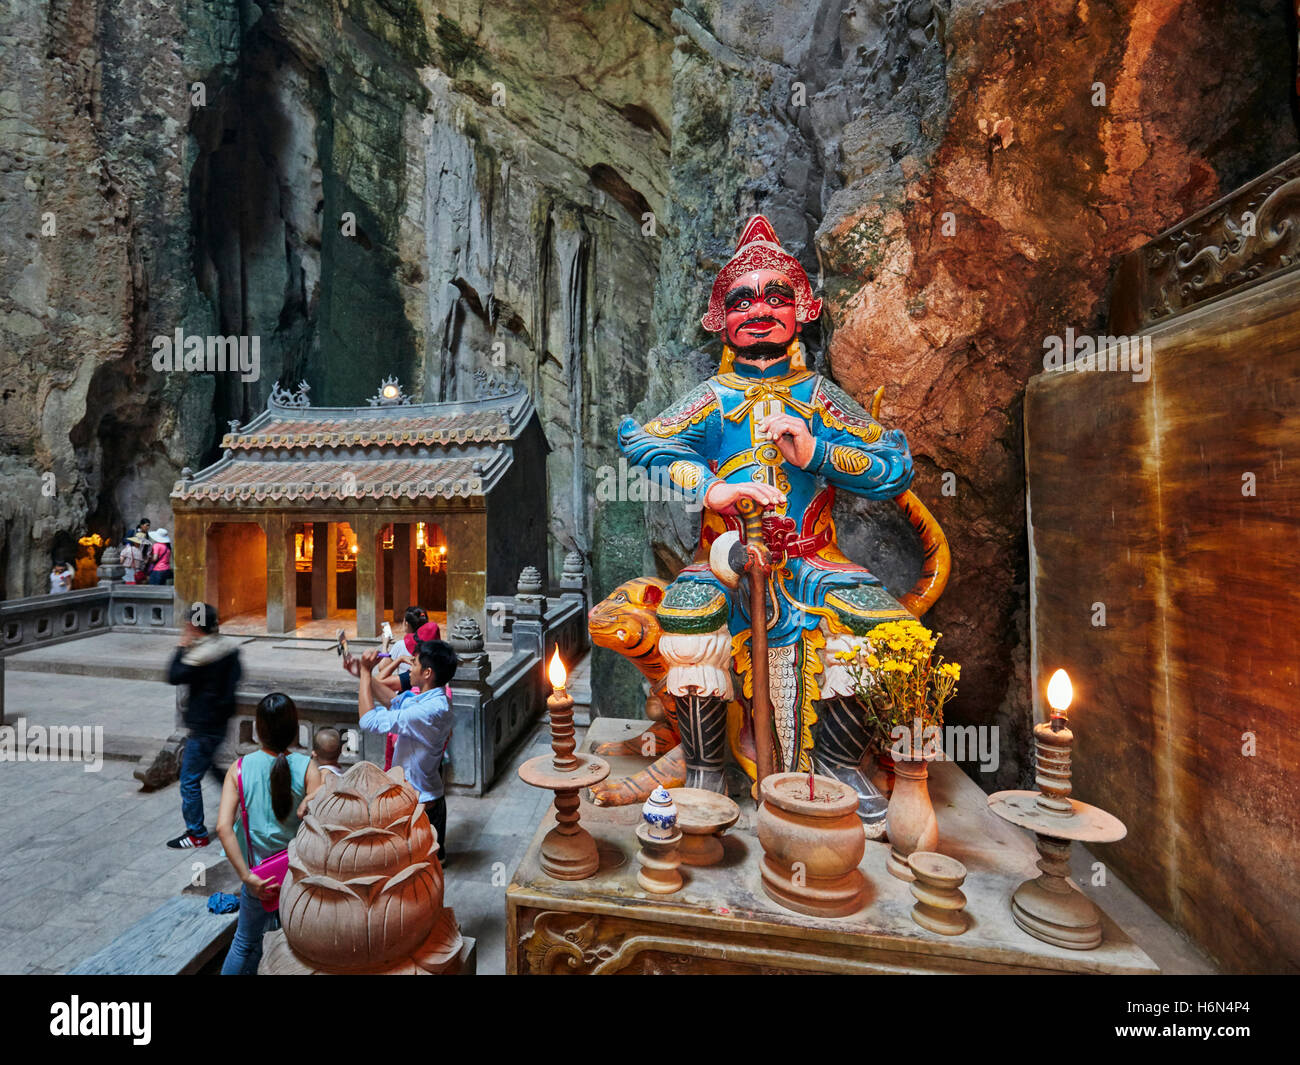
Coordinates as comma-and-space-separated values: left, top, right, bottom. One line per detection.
148, 569, 173, 585
179, 730, 225, 837
221, 885, 280, 975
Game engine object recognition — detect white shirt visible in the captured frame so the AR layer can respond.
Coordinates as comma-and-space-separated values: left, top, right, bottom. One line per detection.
359, 687, 452, 802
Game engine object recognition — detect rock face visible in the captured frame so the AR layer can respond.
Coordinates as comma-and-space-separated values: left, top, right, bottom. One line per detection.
634, 0, 1298, 786
1, 0, 672, 607
3, 0, 1295, 787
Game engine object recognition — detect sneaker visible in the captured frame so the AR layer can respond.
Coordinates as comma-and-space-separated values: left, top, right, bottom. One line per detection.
166, 832, 211, 849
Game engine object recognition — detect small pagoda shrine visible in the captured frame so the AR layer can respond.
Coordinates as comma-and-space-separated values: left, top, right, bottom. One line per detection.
171, 376, 548, 636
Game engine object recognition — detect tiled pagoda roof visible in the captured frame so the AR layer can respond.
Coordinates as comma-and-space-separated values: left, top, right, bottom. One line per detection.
172, 385, 539, 507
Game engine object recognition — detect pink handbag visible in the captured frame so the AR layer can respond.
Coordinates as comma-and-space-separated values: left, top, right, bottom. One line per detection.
236, 758, 291, 913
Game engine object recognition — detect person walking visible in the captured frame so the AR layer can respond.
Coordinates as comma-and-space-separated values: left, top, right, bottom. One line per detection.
147, 528, 173, 584
166, 603, 242, 849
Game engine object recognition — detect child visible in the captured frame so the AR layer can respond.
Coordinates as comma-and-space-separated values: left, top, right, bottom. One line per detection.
312, 727, 345, 778
357, 640, 457, 863
49, 560, 73, 594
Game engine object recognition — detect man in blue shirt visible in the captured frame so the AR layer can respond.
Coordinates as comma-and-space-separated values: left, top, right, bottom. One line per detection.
357, 640, 457, 862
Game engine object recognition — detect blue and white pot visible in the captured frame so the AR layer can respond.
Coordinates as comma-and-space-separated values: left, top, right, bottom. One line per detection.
641, 786, 678, 840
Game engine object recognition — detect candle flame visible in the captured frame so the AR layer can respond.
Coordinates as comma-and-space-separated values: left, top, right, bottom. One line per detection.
1046, 669, 1073, 713
548, 648, 567, 689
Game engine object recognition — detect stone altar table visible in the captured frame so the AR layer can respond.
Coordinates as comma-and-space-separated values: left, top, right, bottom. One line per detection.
505, 719, 1158, 975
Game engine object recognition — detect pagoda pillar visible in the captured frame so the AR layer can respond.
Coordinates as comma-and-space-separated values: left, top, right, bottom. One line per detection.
266, 514, 297, 635
392, 521, 416, 625
311, 521, 338, 620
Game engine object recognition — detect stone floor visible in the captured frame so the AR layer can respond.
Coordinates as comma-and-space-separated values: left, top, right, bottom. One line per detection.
0, 755, 231, 974
219, 608, 450, 639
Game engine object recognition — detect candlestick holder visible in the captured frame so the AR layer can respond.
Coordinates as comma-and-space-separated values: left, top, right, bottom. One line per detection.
907, 852, 969, 936
988, 718, 1126, 950
517, 655, 610, 881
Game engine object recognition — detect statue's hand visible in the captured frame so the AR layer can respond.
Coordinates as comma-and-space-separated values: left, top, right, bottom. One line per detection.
757, 413, 816, 467
704, 481, 787, 515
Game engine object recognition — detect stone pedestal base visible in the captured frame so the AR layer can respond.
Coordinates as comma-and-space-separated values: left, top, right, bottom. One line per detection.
908, 851, 969, 936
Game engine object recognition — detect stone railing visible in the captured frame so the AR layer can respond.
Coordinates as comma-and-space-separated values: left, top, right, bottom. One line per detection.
483, 548, 589, 652
0, 583, 175, 659
1, 588, 113, 655
0, 582, 170, 725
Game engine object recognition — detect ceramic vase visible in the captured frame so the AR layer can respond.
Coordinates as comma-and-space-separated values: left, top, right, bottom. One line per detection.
757, 772, 867, 918
885, 757, 939, 881
641, 786, 678, 840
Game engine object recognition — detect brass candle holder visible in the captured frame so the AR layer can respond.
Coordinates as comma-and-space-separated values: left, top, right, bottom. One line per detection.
517, 649, 610, 880
988, 670, 1126, 950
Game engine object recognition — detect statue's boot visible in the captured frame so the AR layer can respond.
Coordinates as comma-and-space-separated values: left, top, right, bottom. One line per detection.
814, 697, 888, 832
677, 693, 728, 793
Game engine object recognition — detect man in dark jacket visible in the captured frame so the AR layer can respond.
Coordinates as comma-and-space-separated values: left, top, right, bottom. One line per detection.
165, 603, 242, 849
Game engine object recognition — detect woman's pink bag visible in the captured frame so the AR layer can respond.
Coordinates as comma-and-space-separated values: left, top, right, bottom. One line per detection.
236, 758, 291, 912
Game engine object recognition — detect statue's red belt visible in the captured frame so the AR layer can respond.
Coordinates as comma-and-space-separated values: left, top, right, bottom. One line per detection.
737, 511, 832, 563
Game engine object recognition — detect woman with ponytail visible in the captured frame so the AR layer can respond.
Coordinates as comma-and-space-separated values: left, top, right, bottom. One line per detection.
216, 693, 321, 975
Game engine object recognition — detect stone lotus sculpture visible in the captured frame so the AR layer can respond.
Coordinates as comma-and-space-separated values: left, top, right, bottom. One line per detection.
259, 761, 463, 974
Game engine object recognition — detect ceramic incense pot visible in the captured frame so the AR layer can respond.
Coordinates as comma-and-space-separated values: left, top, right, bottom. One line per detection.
757, 772, 867, 919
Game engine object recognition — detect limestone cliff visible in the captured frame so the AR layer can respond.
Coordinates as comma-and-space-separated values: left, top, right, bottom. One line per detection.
2, 0, 1295, 788
638, 0, 1297, 785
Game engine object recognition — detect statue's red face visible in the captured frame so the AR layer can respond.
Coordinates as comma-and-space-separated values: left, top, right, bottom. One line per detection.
723, 268, 799, 359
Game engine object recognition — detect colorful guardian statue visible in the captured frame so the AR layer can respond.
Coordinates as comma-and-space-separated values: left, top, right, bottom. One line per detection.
611, 215, 949, 817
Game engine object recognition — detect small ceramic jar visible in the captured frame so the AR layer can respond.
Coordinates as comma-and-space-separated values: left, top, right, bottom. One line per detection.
641, 786, 678, 840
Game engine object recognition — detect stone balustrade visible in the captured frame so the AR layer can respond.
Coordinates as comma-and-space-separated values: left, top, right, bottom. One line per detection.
0, 584, 175, 657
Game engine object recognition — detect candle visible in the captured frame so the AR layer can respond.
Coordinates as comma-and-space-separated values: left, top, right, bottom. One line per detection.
1046, 668, 1072, 732
548, 647, 567, 691
1036, 669, 1075, 815
546, 649, 578, 772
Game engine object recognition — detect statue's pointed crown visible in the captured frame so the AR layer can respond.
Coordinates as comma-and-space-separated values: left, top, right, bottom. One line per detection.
701, 213, 823, 333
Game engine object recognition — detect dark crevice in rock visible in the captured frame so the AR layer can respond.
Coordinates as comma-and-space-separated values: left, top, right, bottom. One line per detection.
588, 163, 652, 223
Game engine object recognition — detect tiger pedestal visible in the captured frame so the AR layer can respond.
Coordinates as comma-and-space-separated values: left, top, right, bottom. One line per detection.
505, 719, 1160, 975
